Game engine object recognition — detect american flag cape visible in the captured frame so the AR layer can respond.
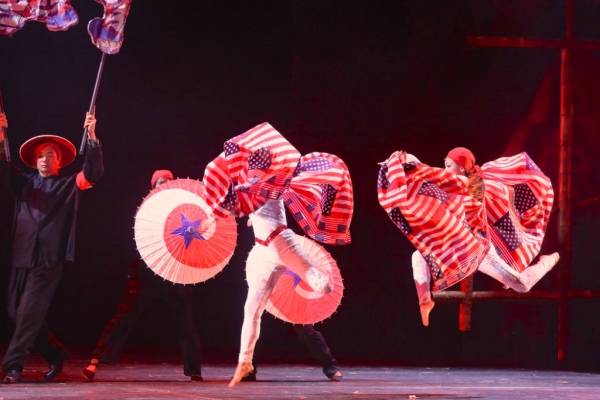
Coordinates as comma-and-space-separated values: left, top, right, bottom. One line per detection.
203, 123, 354, 245
0, 0, 78, 35
479, 152, 554, 272
377, 151, 553, 291
87, 0, 132, 54
203, 122, 301, 219
283, 152, 353, 245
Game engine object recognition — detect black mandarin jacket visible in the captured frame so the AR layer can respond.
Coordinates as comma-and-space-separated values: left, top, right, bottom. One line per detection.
0, 142, 103, 268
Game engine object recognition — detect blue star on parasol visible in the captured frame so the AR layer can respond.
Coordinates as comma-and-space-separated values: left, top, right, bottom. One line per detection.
170, 213, 206, 249
284, 269, 302, 287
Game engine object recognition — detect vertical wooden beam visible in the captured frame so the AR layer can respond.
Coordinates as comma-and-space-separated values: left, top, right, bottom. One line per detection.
557, 0, 574, 363
459, 275, 473, 331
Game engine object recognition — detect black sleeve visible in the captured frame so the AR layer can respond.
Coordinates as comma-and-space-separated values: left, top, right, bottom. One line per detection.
82, 140, 104, 184
0, 147, 23, 198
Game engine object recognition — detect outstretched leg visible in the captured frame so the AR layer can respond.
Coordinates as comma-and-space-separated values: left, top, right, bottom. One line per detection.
272, 229, 332, 294
478, 248, 559, 293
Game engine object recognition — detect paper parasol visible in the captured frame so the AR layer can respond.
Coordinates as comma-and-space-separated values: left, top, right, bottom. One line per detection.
265, 234, 344, 324
134, 178, 237, 284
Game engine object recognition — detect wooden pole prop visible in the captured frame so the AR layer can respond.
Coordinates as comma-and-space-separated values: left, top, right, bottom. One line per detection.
0, 85, 11, 161
79, 52, 107, 155
556, 0, 574, 363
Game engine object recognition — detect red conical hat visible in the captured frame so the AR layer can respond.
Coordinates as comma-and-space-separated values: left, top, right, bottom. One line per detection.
19, 135, 76, 169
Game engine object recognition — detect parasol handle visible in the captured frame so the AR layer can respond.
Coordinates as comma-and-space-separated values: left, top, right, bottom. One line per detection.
80, 52, 107, 155
0, 85, 10, 162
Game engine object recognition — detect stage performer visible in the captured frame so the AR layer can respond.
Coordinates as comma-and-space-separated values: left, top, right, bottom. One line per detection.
201, 123, 353, 387
82, 170, 203, 382
0, 111, 103, 384
229, 198, 334, 387
378, 147, 559, 327
242, 323, 343, 382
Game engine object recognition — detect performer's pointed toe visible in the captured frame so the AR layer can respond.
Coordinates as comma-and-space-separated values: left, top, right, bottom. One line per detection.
420, 301, 435, 327
229, 362, 254, 388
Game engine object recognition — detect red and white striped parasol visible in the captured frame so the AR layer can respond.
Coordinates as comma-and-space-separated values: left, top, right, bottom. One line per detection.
264, 234, 344, 324
134, 178, 237, 284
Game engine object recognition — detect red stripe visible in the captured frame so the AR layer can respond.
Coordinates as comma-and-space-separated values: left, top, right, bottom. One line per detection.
378, 151, 553, 291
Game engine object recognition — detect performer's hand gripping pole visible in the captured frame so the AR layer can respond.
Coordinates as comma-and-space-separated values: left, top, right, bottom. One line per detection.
80, 52, 107, 155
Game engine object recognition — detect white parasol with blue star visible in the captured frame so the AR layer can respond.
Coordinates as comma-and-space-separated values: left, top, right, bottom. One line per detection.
134, 178, 237, 284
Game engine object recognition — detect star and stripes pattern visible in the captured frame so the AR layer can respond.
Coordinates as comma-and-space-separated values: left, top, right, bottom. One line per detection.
378, 151, 553, 291
87, 0, 133, 54
203, 122, 300, 219
378, 151, 485, 291
0, 0, 78, 35
203, 124, 353, 245
283, 152, 353, 245
479, 152, 554, 272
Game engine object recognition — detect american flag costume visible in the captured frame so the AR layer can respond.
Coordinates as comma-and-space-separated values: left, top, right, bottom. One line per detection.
378, 151, 554, 292
203, 122, 353, 246
0, 0, 78, 35
214, 124, 353, 385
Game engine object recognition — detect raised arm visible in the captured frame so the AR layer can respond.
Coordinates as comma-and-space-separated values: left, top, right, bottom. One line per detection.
76, 113, 104, 190
0, 112, 23, 196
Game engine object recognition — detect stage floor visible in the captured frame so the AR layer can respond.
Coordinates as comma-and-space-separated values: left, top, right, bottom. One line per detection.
1, 358, 599, 399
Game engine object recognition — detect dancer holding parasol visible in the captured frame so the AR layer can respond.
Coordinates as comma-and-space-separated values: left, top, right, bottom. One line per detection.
201, 122, 353, 387
82, 170, 231, 382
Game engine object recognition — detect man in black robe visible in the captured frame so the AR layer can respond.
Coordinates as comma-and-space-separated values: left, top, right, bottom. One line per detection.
0, 111, 104, 383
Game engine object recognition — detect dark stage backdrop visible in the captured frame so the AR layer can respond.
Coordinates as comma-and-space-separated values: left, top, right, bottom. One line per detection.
1, 0, 599, 368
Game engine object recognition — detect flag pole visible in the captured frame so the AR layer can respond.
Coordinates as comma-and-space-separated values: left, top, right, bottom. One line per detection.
79, 52, 107, 155
0, 85, 11, 161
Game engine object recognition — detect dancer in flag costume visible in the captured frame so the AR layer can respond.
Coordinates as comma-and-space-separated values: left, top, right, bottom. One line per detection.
378, 147, 559, 327
203, 123, 353, 247
229, 198, 331, 387
201, 123, 352, 387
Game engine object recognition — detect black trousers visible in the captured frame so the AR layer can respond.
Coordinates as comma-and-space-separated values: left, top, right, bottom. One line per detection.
293, 324, 340, 378
2, 264, 69, 372
90, 263, 201, 376
254, 323, 340, 378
